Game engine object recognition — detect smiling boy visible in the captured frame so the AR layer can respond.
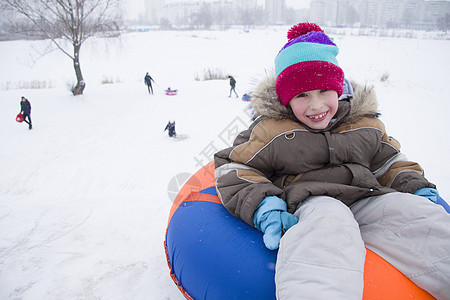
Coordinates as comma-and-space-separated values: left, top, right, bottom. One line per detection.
289, 89, 338, 130
214, 22, 450, 299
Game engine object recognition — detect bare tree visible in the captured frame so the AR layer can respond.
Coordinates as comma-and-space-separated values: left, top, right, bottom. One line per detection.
1, 0, 122, 95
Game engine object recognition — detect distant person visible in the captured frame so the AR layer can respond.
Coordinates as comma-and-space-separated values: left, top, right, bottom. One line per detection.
164, 120, 176, 137
228, 75, 238, 98
19, 96, 32, 130
144, 72, 155, 94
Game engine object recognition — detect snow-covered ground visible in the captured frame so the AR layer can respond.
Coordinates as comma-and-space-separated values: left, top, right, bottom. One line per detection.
0, 28, 449, 299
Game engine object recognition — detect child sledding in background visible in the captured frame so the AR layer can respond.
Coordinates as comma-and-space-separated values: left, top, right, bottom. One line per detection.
165, 87, 178, 95
214, 23, 450, 299
164, 120, 176, 137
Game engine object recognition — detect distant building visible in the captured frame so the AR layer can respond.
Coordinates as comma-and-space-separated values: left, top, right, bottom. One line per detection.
141, 0, 449, 29
163, 1, 202, 25
239, 0, 258, 10
144, 0, 164, 24
309, 0, 450, 29
265, 0, 286, 24
423, 0, 450, 26
359, 0, 380, 27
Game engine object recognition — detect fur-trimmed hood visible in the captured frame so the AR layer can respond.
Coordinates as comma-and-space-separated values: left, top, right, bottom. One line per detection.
251, 74, 379, 125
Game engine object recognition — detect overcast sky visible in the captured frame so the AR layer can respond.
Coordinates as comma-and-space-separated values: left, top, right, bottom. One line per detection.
123, 0, 311, 19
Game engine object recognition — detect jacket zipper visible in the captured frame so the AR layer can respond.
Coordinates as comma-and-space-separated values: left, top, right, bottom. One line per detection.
357, 188, 374, 201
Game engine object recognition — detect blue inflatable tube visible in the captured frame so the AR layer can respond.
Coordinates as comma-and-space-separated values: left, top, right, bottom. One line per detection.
166, 195, 277, 299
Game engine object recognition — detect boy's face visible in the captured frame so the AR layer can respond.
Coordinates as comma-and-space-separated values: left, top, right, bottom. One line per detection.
289, 89, 339, 130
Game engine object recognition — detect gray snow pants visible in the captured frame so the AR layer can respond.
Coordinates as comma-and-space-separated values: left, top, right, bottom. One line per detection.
275, 192, 450, 300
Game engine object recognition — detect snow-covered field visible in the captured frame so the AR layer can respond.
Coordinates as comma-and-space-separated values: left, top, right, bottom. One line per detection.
0, 28, 449, 299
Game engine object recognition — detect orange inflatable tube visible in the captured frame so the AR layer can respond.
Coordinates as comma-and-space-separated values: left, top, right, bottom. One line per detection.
165, 161, 433, 299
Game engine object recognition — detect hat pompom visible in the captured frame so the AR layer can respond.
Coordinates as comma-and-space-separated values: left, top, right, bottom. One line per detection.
287, 22, 324, 41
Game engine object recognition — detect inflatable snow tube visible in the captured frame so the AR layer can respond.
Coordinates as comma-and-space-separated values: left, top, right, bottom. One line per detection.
165, 161, 447, 300
242, 93, 251, 101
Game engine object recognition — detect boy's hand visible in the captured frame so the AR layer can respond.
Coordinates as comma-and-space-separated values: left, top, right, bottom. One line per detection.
414, 187, 439, 203
253, 196, 298, 250
261, 210, 298, 250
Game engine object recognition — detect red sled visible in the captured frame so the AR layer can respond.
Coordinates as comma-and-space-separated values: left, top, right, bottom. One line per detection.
16, 113, 23, 123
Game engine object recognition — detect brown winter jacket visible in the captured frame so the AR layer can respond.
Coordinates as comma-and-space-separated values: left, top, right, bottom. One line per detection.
214, 75, 435, 227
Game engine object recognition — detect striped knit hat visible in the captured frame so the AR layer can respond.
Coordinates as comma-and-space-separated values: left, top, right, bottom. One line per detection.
275, 22, 344, 106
